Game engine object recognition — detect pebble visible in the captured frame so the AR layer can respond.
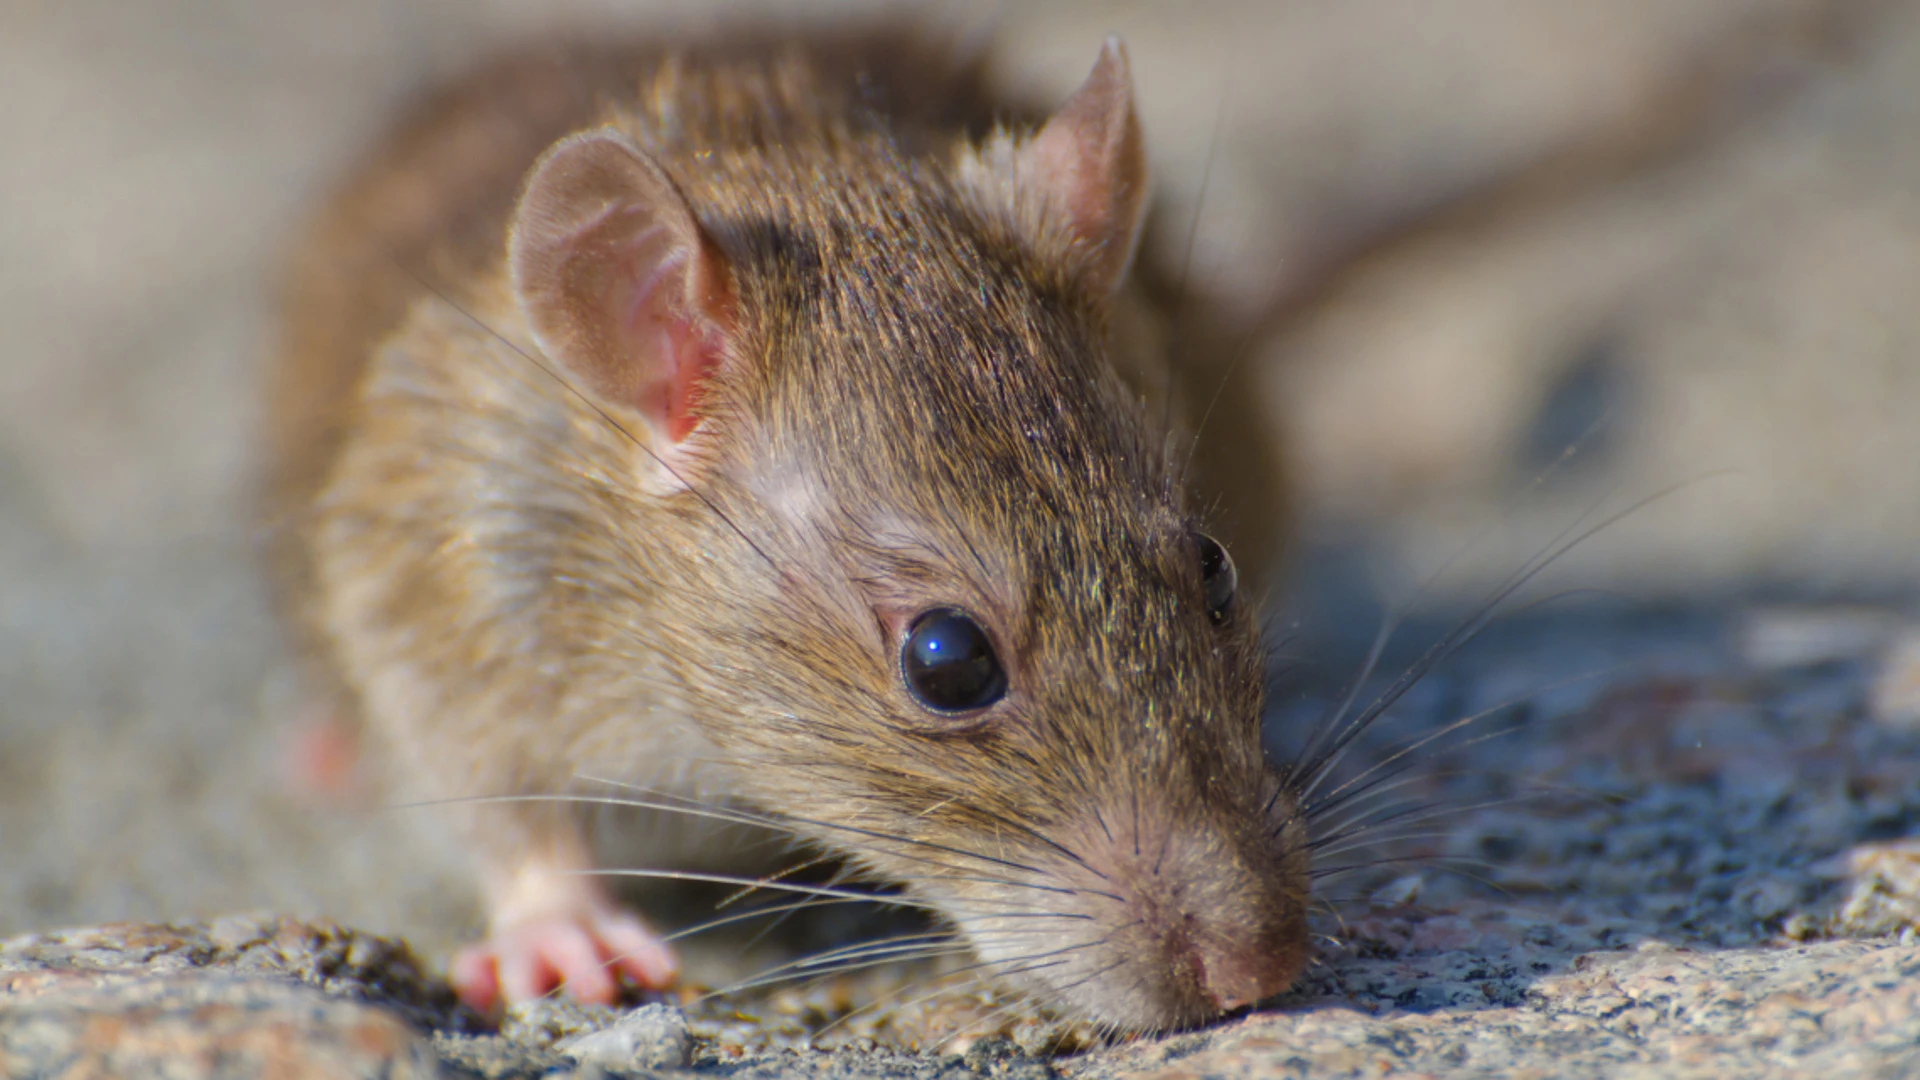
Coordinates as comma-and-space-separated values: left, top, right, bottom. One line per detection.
557, 1003, 693, 1070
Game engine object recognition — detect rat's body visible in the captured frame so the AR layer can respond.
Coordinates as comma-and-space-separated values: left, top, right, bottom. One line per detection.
268, 32, 1304, 1031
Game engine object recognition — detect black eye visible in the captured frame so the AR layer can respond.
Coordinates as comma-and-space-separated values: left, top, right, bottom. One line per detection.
1196, 532, 1236, 625
901, 608, 1007, 713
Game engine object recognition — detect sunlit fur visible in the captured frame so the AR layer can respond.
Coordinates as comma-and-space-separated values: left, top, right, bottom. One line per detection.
279, 34, 1302, 1031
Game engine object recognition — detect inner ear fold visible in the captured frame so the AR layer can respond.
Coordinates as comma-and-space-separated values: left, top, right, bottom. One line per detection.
509, 128, 735, 452
1013, 37, 1149, 294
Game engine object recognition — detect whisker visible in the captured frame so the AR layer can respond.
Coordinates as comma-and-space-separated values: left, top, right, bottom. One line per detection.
1311, 792, 1551, 858
1305, 782, 1459, 850
386, 790, 788, 834
1290, 478, 1710, 808
703, 945, 981, 1002
591, 864, 1089, 920
1309, 853, 1504, 885
1299, 765, 1509, 849
805, 943, 1100, 1042
573, 777, 1066, 883
803, 962, 997, 1043
1286, 614, 1397, 790
1302, 720, 1519, 832
1031, 956, 1129, 1015
660, 895, 870, 944
734, 859, 852, 952
1309, 830, 1465, 864
1282, 415, 1651, 800
913, 907, 1097, 923
1293, 720, 1533, 845
1301, 662, 1627, 820
943, 945, 1115, 1037
582, 867, 935, 910
712, 930, 969, 986
424, 793, 1077, 906
717, 853, 839, 911
953, 800, 1108, 885
440, 788, 1087, 904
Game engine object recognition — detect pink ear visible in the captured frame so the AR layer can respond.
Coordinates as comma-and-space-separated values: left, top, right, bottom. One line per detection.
509, 129, 734, 451
1017, 38, 1148, 292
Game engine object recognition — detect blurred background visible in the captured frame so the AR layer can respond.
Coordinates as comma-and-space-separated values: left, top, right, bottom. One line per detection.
3, 0, 1918, 964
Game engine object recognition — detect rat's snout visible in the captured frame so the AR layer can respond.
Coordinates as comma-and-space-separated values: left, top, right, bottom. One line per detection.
1148, 844, 1307, 1019
1192, 926, 1297, 1012
1077, 805, 1307, 1027
960, 793, 1310, 1032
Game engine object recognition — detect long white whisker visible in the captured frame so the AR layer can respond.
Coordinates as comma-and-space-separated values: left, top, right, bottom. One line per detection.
573, 776, 1063, 881
704, 947, 980, 1003
1289, 615, 1397, 788
1292, 477, 1709, 808
1304, 662, 1629, 821
581, 868, 933, 910
660, 895, 869, 944
806, 952, 1079, 1044
704, 931, 971, 994
430, 789, 1086, 903
1309, 830, 1460, 864
1311, 792, 1550, 860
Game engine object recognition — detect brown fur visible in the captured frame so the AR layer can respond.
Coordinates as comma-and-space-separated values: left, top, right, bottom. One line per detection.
267, 29, 1300, 1031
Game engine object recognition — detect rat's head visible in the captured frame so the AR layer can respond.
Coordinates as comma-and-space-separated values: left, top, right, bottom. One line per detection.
506, 40, 1308, 1030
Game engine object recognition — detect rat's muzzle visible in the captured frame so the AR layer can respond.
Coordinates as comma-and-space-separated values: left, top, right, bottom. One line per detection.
949, 798, 1310, 1031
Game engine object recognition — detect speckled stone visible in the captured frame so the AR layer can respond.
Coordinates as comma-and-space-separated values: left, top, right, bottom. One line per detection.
4, 908, 1917, 1078
0, 916, 479, 1037
0, 971, 446, 1080
1068, 939, 1920, 1080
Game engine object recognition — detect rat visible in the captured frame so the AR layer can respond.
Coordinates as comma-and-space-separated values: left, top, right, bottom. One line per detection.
264, 28, 1304, 1033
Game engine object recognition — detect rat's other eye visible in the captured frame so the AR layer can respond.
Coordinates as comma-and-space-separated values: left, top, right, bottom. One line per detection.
902, 608, 1006, 713
1195, 532, 1236, 625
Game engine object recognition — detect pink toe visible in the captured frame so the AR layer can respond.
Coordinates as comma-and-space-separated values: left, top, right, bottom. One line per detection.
601, 916, 677, 987
460, 908, 680, 1008
450, 946, 501, 1015
496, 936, 556, 1005
547, 927, 615, 1004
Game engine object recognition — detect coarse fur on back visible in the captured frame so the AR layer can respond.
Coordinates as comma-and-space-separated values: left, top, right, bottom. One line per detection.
271, 29, 1304, 1032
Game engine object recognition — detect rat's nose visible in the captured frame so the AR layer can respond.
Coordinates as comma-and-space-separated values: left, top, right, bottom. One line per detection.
1194, 936, 1296, 1012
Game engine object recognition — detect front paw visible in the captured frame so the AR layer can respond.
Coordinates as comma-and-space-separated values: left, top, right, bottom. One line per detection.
450, 908, 678, 1013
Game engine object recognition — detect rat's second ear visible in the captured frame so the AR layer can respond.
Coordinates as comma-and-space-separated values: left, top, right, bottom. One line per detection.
510, 129, 734, 475
966, 38, 1147, 295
